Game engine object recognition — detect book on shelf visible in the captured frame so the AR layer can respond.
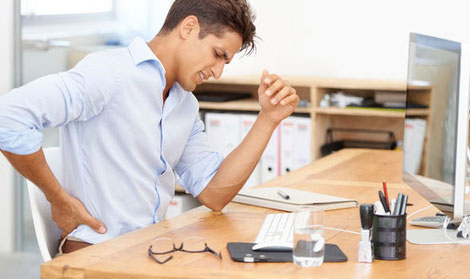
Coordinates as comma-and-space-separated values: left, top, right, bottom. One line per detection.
383, 102, 406, 108
232, 187, 358, 211
403, 118, 427, 174
374, 91, 407, 103
194, 91, 251, 102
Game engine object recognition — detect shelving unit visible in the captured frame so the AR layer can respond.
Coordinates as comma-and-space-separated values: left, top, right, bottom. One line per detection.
194, 76, 432, 175
195, 76, 313, 112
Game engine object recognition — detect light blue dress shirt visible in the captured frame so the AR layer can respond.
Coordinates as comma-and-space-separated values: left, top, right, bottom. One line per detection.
0, 37, 223, 244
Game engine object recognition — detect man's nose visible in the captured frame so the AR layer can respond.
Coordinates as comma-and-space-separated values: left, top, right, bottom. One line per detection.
210, 61, 225, 79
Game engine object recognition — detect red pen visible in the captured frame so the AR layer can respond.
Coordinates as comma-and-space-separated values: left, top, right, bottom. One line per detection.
382, 179, 390, 208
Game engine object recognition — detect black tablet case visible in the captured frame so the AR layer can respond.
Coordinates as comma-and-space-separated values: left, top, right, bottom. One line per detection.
227, 242, 347, 263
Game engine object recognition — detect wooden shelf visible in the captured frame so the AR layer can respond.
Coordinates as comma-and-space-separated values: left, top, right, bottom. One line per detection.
196, 76, 432, 175
199, 100, 312, 114
406, 109, 431, 116
314, 107, 406, 118
199, 100, 259, 111
314, 108, 430, 118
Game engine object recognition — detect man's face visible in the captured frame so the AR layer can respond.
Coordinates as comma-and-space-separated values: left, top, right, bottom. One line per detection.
176, 29, 243, 91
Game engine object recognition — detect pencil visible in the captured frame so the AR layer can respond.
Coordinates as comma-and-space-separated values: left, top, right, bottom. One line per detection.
382, 179, 390, 208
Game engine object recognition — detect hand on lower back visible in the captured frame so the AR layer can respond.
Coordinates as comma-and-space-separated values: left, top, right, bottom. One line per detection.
50, 193, 107, 238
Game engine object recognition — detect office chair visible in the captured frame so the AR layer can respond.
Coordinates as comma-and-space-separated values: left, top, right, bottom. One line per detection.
26, 147, 62, 262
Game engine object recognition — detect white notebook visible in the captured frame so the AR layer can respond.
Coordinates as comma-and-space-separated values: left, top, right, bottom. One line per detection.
232, 187, 358, 212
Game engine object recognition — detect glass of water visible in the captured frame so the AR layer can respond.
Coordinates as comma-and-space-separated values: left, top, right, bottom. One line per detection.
293, 208, 325, 267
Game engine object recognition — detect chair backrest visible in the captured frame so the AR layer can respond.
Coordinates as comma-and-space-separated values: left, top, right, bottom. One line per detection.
26, 147, 62, 262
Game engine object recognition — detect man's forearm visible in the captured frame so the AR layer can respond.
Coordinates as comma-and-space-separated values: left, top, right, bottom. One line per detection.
198, 70, 298, 211
198, 112, 278, 210
2, 148, 108, 236
1, 148, 67, 203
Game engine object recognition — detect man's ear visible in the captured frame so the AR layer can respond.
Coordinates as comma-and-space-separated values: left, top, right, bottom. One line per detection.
179, 15, 200, 40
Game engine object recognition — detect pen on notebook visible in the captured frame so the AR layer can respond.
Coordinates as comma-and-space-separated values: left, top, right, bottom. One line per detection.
277, 190, 290, 200
382, 179, 390, 207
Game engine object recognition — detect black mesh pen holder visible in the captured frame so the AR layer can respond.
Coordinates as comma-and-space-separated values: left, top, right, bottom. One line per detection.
372, 214, 406, 260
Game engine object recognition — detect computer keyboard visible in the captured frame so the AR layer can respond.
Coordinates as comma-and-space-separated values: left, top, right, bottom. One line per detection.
410, 215, 447, 228
252, 212, 295, 251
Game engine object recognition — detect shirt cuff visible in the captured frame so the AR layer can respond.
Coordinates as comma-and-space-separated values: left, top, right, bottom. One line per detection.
0, 127, 43, 155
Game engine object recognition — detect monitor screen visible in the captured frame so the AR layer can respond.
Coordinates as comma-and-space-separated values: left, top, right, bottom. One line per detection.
404, 33, 466, 218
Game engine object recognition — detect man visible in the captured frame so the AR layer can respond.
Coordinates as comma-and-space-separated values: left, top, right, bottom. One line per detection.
0, 0, 298, 254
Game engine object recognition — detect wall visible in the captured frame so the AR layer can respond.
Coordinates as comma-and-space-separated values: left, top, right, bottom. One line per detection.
20, 0, 470, 83
223, 0, 470, 82
0, 0, 15, 253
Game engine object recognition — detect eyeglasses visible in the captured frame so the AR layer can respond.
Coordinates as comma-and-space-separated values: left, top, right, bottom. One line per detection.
147, 236, 222, 264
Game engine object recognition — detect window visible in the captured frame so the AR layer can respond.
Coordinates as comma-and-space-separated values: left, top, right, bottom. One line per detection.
21, 0, 114, 16
21, 0, 116, 26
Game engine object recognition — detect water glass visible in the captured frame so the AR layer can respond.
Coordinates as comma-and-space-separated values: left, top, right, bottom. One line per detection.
293, 208, 325, 267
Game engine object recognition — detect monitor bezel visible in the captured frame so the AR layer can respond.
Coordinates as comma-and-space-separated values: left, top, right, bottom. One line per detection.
454, 40, 470, 220
404, 33, 469, 221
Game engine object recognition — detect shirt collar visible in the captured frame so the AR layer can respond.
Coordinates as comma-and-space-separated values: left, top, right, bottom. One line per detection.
128, 37, 190, 99
128, 37, 163, 67
128, 36, 167, 84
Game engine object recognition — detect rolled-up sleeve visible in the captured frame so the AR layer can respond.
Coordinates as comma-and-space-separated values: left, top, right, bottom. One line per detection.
174, 116, 223, 197
0, 53, 115, 155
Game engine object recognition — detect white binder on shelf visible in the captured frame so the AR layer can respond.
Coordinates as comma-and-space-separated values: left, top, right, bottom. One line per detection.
205, 112, 241, 157
204, 113, 313, 186
292, 116, 312, 170
403, 118, 427, 174
280, 118, 296, 175
279, 116, 312, 175
260, 126, 280, 183
240, 114, 261, 189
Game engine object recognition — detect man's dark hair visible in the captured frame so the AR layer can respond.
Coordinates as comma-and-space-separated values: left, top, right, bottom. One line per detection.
159, 0, 257, 55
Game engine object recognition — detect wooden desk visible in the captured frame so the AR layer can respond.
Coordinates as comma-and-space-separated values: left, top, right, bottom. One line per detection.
41, 149, 469, 279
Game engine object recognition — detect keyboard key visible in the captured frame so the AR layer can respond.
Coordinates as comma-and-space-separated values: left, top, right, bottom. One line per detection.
255, 213, 295, 245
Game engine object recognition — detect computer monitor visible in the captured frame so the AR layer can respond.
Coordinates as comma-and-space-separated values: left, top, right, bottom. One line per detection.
403, 33, 470, 244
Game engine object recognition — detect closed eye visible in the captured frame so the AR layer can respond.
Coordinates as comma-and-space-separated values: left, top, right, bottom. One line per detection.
214, 50, 230, 64
214, 51, 223, 59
